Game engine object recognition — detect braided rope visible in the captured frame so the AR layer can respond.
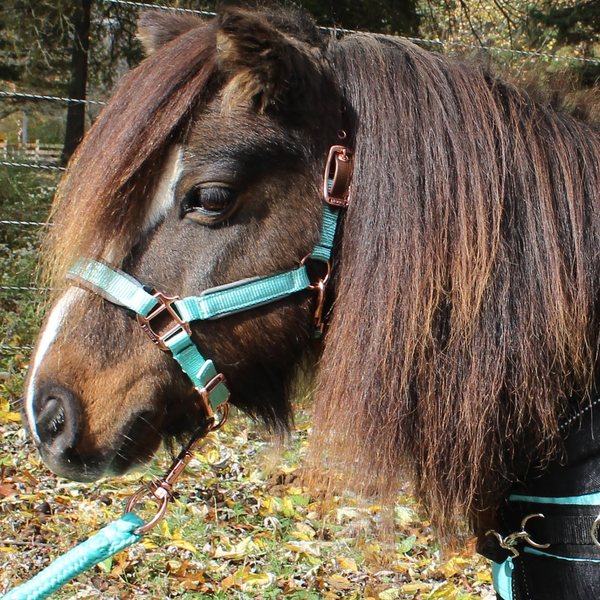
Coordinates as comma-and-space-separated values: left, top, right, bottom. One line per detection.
0, 514, 144, 600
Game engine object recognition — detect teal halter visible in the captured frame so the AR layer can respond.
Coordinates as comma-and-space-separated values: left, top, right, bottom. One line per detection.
67, 145, 352, 419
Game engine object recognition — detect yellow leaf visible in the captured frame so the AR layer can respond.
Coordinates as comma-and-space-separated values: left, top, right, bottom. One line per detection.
326, 574, 354, 590
282, 496, 295, 513
171, 539, 197, 553
280, 465, 298, 474
402, 582, 432, 594
204, 449, 220, 464
475, 570, 493, 583
428, 582, 459, 599
214, 536, 254, 559
160, 520, 172, 538
0, 411, 21, 422
241, 573, 273, 587
284, 540, 320, 557
335, 556, 358, 571
438, 557, 470, 578
379, 589, 401, 600
0, 547, 16, 553
220, 573, 235, 590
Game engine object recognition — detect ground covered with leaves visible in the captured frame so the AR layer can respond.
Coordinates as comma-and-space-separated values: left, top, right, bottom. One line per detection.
1, 397, 495, 600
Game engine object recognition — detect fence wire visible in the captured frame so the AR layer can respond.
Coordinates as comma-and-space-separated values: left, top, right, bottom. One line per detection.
3, 0, 600, 356
0, 220, 50, 227
98, 0, 600, 66
1, 161, 65, 172
0, 90, 106, 106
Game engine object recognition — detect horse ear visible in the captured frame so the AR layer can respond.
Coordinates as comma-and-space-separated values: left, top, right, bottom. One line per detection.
216, 8, 328, 112
137, 11, 204, 54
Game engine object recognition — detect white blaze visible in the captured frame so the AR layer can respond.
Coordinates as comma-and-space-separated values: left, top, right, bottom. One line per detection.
143, 145, 184, 230
24, 287, 84, 444
25, 146, 184, 443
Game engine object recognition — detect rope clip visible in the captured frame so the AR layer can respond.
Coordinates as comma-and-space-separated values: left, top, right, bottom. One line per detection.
125, 405, 228, 534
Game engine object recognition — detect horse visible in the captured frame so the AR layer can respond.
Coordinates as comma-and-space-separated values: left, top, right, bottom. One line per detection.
22, 6, 600, 599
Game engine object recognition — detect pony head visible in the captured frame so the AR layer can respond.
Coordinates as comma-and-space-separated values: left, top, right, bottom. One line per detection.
25, 7, 341, 481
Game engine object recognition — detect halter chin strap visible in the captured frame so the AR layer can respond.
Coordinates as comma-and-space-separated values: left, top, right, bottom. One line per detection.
67, 146, 352, 417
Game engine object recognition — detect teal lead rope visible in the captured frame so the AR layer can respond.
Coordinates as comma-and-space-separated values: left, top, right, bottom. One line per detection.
1, 513, 144, 600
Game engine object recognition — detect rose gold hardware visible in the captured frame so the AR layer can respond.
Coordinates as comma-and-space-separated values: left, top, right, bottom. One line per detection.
299, 256, 331, 332
125, 402, 229, 534
136, 292, 191, 351
338, 129, 347, 140
312, 279, 327, 335
195, 373, 229, 421
323, 145, 353, 208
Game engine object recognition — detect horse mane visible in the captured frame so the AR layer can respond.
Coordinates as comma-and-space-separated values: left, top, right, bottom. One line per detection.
45, 14, 219, 286
311, 34, 600, 536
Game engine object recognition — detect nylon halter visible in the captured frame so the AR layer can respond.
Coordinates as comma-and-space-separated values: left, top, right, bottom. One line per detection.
67, 145, 352, 419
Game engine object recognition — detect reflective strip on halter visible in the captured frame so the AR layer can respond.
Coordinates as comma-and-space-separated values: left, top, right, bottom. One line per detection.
66, 203, 342, 411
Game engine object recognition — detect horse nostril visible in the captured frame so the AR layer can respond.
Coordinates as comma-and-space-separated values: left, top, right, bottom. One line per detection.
34, 385, 81, 452
37, 397, 67, 443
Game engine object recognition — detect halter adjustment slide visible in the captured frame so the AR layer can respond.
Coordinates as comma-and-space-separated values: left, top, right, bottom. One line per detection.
136, 292, 191, 351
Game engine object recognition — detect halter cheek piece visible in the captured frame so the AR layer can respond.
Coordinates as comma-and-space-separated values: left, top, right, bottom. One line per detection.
67, 145, 353, 424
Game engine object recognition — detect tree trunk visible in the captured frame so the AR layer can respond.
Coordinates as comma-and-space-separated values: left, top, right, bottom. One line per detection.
62, 0, 92, 165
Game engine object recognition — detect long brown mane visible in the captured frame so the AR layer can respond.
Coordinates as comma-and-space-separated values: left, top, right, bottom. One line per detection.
313, 35, 600, 535
43, 8, 600, 538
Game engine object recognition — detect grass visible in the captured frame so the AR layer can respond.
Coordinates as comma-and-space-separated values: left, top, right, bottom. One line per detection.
0, 168, 495, 600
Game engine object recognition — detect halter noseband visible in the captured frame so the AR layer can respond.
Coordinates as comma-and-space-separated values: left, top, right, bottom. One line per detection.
67, 145, 353, 421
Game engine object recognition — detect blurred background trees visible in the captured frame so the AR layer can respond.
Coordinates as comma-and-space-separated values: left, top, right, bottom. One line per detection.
1, 0, 600, 161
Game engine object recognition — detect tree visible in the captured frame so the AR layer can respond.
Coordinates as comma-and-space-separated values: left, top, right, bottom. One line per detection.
62, 0, 92, 163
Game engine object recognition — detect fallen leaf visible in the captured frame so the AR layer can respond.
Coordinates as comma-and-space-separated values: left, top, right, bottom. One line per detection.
335, 556, 358, 571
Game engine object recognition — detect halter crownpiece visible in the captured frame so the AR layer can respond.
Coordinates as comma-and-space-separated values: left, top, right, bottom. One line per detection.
67, 144, 353, 420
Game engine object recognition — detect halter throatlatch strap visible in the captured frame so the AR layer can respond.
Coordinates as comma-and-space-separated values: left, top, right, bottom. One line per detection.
66, 145, 353, 415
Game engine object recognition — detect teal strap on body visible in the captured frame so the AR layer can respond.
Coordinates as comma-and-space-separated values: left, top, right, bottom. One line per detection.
510, 490, 600, 506
1, 513, 144, 600
492, 558, 514, 600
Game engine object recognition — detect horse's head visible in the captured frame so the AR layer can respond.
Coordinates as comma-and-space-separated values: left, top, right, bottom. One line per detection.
24, 8, 344, 481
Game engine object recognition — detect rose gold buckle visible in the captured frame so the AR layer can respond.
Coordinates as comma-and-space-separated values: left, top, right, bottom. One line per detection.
136, 292, 191, 351
195, 373, 228, 421
299, 256, 331, 334
323, 145, 353, 207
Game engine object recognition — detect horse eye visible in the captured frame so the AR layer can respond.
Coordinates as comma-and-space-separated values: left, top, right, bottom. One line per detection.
181, 186, 238, 217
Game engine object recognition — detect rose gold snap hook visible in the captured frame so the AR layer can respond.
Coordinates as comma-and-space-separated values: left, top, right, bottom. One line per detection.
125, 413, 227, 534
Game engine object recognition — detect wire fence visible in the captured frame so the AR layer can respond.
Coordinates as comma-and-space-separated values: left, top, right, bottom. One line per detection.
2, 0, 600, 356
97, 0, 600, 66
